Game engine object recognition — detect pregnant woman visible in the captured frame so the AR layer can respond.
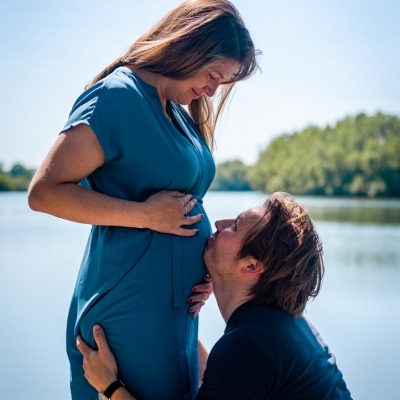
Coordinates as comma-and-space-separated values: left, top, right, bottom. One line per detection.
28, 1, 259, 398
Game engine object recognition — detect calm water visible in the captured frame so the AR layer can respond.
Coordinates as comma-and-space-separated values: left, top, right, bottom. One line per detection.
1, 192, 399, 399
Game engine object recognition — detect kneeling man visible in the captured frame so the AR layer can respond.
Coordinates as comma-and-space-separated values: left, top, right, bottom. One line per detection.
77, 192, 352, 399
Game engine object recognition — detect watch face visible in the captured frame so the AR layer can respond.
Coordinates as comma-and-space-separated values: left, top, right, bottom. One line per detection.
98, 393, 108, 400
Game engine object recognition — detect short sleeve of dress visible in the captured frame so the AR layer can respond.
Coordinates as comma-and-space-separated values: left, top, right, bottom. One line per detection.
196, 333, 273, 400
61, 72, 142, 163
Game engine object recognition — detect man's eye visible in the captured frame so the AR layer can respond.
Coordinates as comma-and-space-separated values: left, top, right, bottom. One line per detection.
209, 74, 216, 80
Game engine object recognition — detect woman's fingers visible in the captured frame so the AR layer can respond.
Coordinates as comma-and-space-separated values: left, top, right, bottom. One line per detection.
181, 195, 198, 215
187, 274, 213, 317
191, 276, 213, 298
188, 300, 206, 319
143, 190, 204, 236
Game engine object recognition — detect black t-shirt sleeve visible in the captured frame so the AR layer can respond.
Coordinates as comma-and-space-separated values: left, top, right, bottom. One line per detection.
196, 333, 273, 400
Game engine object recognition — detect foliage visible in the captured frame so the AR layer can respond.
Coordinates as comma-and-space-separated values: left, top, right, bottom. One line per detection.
247, 112, 400, 197
210, 159, 252, 191
0, 163, 36, 191
2, 113, 399, 197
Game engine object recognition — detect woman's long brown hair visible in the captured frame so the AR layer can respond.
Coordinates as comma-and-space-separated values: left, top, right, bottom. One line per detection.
85, 0, 260, 149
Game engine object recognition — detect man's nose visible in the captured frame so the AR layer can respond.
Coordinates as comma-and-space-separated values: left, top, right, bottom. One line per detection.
215, 219, 234, 231
215, 220, 223, 231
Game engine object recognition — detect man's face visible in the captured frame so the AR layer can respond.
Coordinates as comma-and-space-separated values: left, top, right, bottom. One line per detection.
203, 206, 265, 278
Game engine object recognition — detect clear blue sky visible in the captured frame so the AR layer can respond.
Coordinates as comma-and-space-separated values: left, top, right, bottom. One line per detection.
1, 0, 399, 169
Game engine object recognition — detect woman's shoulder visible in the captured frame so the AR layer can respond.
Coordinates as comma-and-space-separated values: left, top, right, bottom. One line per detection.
102, 67, 158, 96
72, 67, 157, 111
90, 68, 138, 94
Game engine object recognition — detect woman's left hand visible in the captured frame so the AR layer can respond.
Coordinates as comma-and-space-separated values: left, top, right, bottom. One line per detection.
187, 273, 213, 318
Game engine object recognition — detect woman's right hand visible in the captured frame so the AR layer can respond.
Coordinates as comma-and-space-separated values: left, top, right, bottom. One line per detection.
141, 190, 203, 236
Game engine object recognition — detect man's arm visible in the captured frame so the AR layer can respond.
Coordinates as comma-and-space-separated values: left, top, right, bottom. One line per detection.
76, 325, 137, 400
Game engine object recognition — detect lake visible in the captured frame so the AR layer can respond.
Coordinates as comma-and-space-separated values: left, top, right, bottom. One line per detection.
1, 191, 399, 399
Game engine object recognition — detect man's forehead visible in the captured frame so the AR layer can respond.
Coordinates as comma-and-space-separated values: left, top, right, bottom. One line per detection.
238, 206, 265, 224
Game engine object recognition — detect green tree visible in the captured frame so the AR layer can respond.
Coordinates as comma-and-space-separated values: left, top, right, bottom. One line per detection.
211, 159, 252, 191
248, 112, 400, 197
0, 163, 36, 191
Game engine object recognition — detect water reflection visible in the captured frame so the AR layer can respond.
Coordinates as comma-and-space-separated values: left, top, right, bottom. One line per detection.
318, 222, 400, 269
299, 197, 400, 224
204, 192, 400, 224
1, 192, 400, 400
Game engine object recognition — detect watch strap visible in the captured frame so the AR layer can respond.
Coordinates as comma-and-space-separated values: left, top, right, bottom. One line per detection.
103, 379, 125, 399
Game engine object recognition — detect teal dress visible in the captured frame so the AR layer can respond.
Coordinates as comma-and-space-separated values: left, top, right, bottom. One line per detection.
63, 68, 215, 400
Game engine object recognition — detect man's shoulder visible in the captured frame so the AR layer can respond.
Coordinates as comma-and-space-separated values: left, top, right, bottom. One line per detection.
225, 303, 310, 354
229, 302, 297, 330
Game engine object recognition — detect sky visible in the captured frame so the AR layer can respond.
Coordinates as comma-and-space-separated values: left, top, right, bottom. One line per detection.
1, 0, 399, 169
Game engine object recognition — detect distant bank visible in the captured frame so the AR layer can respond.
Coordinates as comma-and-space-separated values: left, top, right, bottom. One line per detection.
2, 112, 399, 197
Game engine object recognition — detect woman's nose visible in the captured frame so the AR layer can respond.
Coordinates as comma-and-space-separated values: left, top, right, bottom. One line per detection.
203, 81, 219, 97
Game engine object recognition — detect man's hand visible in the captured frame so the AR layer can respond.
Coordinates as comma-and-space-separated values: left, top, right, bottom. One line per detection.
76, 324, 119, 393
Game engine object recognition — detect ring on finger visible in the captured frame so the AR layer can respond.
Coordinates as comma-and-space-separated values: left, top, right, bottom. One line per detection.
183, 205, 188, 215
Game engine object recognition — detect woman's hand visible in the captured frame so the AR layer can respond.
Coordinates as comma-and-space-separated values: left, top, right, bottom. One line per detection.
188, 273, 213, 318
76, 325, 119, 393
142, 190, 203, 236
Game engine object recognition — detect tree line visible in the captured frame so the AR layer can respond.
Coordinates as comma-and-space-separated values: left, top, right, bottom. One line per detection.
0, 163, 35, 191
1, 112, 399, 197
211, 112, 400, 197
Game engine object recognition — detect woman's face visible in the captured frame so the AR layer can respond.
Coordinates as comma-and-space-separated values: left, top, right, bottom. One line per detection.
160, 59, 239, 105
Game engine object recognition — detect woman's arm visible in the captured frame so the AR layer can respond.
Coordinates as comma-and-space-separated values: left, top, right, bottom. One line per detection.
28, 124, 201, 236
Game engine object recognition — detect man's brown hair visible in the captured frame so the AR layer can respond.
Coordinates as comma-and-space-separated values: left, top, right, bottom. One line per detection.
238, 192, 324, 317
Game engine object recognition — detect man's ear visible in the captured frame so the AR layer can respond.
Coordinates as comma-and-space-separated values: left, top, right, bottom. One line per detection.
240, 258, 264, 275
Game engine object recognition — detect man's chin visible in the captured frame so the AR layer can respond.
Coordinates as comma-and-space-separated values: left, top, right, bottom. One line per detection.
203, 249, 212, 268
204, 236, 214, 249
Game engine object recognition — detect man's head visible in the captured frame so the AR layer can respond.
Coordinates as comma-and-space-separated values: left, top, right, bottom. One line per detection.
204, 192, 324, 317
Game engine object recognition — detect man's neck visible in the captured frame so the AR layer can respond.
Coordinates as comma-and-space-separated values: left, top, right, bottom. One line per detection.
213, 281, 251, 323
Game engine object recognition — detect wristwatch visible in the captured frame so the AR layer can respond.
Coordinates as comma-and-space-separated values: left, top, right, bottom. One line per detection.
98, 380, 126, 400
